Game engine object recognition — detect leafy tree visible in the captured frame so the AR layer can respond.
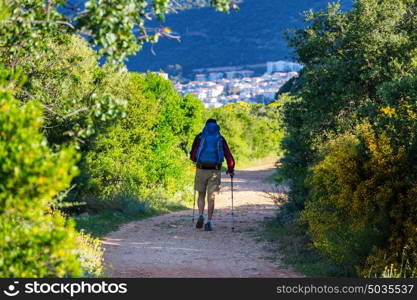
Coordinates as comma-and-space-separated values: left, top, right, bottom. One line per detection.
375, 76, 417, 155
166, 0, 240, 11
0, 0, 233, 68
71, 73, 204, 212
0, 70, 82, 277
0, 0, 233, 145
302, 124, 416, 276
13, 35, 127, 147
278, 0, 417, 276
281, 0, 417, 208
0, 0, 239, 277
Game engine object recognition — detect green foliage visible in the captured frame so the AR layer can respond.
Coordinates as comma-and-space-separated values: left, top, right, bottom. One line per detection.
279, 0, 417, 277
208, 101, 282, 165
379, 250, 417, 278
262, 218, 350, 277
275, 74, 305, 99
70, 73, 204, 213
0, 0, 72, 66
75, 231, 104, 277
0, 0, 230, 146
0, 24, 129, 147
281, 0, 417, 208
0, 0, 241, 278
275, 93, 311, 210
172, 0, 241, 10
0, 74, 82, 277
375, 76, 417, 153
78, 0, 233, 66
11, 35, 127, 147
282, 0, 417, 175
0, 0, 231, 148
0, 0, 232, 68
302, 124, 416, 275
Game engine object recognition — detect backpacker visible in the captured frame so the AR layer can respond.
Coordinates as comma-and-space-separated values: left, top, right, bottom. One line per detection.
196, 122, 224, 169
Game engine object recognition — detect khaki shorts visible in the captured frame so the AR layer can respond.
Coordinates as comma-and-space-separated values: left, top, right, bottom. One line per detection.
194, 168, 221, 194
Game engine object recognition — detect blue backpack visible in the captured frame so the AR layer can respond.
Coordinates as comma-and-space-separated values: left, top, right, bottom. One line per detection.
196, 122, 224, 167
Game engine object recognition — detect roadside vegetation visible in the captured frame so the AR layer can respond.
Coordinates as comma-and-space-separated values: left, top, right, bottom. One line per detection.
0, 0, 283, 277
270, 0, 417, 278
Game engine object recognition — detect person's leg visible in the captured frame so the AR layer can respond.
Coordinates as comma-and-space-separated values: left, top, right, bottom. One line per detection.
204, 170, 221, 231
207, 192, 215, 221
196, 191, 206, 228
198, 191, 206, 215
194, 168, 209, 228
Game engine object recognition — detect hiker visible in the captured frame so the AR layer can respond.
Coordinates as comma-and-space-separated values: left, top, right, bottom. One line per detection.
190, 119, 235, 231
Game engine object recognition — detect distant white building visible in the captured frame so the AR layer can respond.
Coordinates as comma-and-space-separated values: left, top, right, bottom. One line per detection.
173, 64, 300, 107
266, 61, 302, 74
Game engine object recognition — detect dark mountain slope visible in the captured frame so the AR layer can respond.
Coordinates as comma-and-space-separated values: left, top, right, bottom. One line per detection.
127, 0, 353, 77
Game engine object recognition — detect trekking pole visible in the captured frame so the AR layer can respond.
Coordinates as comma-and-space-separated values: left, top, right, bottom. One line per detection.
231, 175, 235, 232
192, 188, 196, 224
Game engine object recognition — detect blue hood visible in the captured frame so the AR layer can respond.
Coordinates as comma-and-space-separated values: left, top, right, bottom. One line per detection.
203, 122, 220, 135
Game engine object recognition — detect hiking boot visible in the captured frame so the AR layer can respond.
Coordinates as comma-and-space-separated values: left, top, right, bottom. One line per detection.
196, 215, 204, 229
204, 222, 212, 231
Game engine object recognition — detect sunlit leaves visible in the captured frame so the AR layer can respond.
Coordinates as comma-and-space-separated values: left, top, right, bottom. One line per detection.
0, 73, 82, 277
1, 0, 233, 68
77, 0, 232, 67
280, 0, 417, 277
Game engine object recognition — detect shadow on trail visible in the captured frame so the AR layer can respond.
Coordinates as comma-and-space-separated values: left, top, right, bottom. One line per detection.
103, 203, 279, 248
102, 163, 302, 278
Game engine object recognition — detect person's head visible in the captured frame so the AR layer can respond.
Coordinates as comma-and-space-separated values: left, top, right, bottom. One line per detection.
206, 119, 217, 125
203, 118, 220, 134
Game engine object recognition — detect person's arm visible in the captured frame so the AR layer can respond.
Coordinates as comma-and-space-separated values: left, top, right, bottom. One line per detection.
222, 137, 235, 174
190, 134, 201, 162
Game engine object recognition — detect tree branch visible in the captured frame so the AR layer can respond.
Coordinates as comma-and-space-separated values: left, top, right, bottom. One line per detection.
2, 19, 75, 29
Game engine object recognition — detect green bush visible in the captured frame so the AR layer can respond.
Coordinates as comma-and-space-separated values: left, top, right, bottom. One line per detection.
71, 73, 204, 213
0, 0, 233, 277
75, 231, 104, 277
280, 0, 417, 209
0, 75, 82, 277
302, 124, 417, 276
379, 249, 417, 278
6, 35, 128, 147
276, 0, 417, 277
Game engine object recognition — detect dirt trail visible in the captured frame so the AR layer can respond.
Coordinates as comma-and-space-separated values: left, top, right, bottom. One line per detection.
102, 164, 303, 278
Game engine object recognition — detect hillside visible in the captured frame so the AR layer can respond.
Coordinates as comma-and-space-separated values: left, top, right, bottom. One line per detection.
127, 0, 353, 78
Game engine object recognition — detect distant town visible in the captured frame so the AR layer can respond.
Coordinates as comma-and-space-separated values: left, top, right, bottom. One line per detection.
169, 61, 302, 108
